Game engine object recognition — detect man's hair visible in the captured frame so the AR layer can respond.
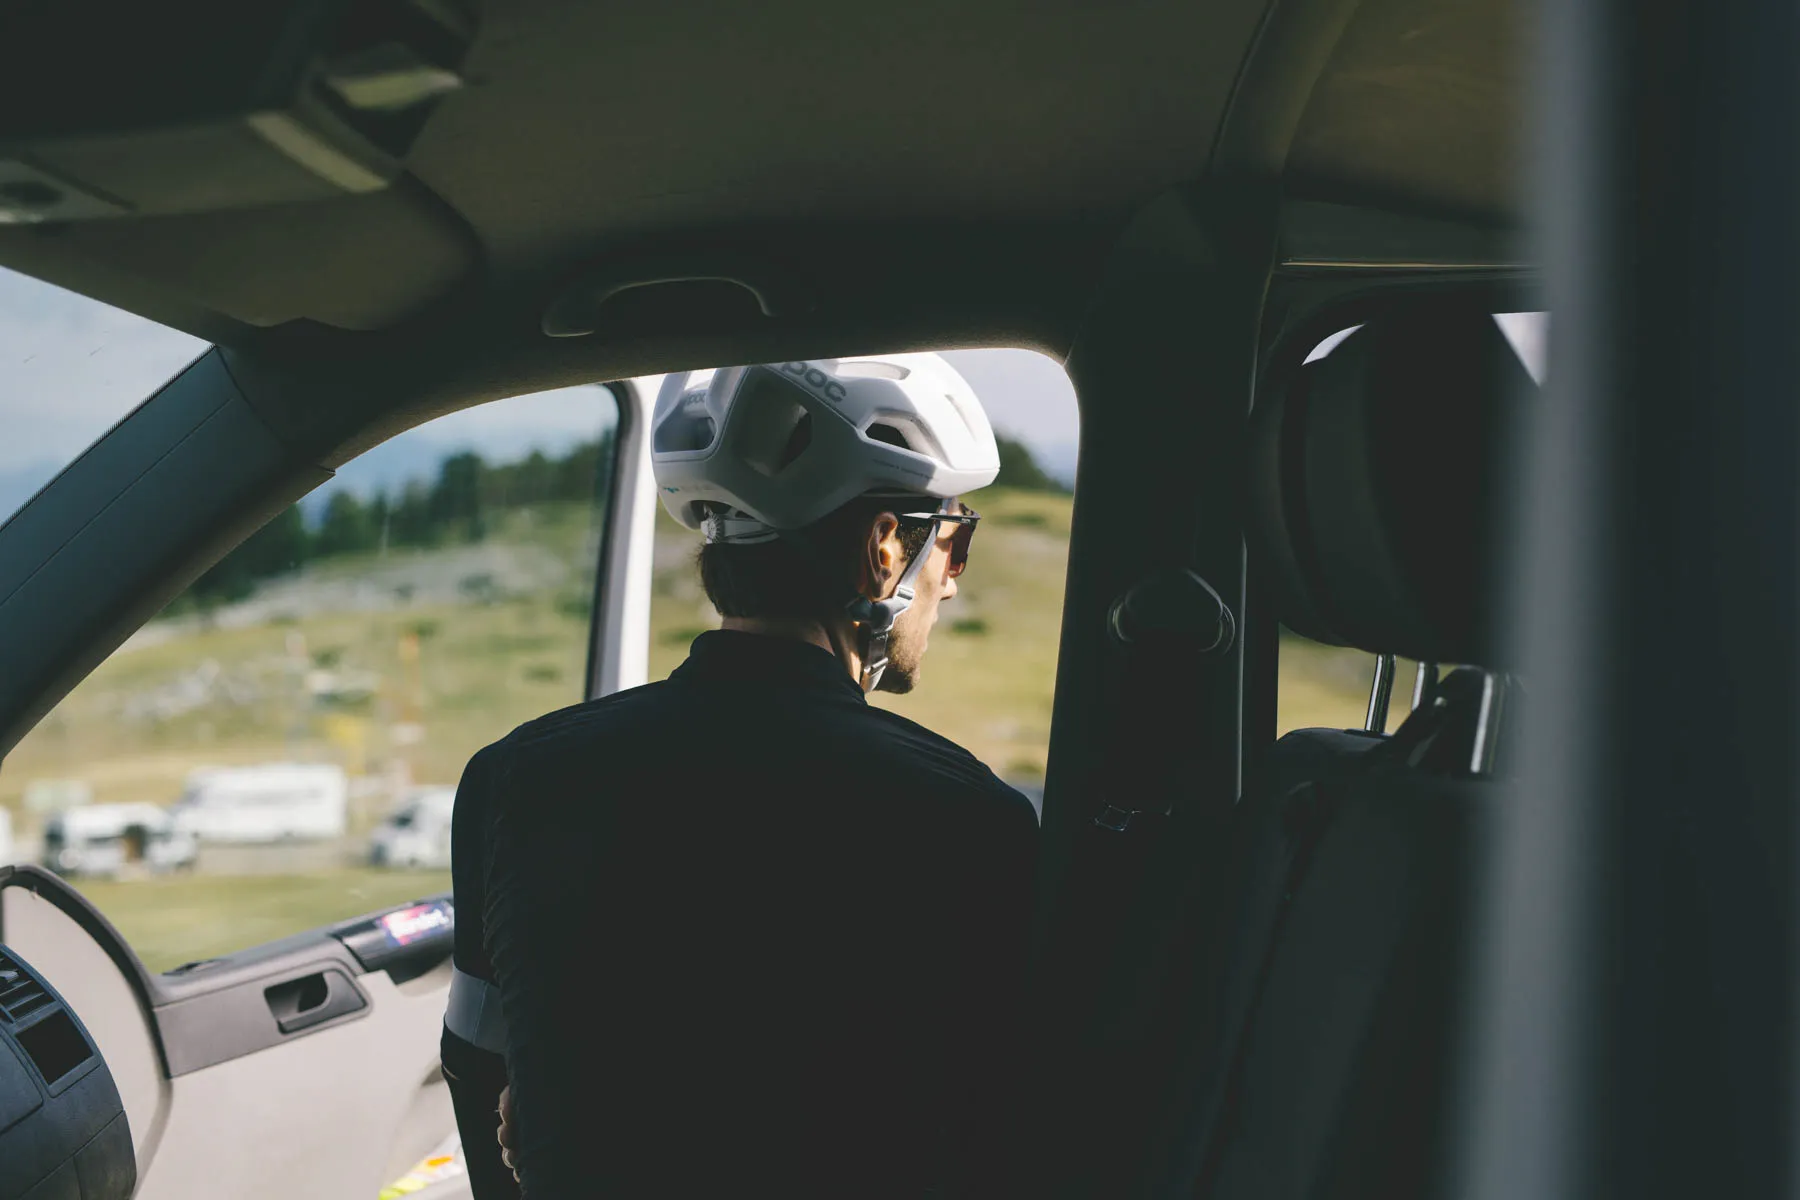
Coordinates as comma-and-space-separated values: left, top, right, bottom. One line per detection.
699, 497, 935, 620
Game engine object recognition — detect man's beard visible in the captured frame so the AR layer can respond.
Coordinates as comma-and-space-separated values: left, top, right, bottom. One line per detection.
874, 619, 923, 694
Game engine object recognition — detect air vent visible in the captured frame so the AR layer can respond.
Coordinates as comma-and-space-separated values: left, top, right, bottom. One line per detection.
776, 413, 813, 471
837, 362, 910, 381
0, 952, 54, 1025
17, 1010, 91, 1086
865, 423, 912, 451
863, 414, 944, 460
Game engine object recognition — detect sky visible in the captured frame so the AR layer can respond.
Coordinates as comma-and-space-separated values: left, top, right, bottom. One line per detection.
0, 268, 1082, 520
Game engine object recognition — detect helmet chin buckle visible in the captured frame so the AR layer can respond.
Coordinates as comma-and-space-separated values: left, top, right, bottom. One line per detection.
853, 584, 914, 691
846, 502, 943, 689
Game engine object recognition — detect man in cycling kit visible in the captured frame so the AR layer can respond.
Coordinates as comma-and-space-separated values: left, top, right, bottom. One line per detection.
441, 354, 1040, 1197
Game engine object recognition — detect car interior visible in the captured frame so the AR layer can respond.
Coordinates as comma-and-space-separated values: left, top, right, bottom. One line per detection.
0, 0, 1792, 1197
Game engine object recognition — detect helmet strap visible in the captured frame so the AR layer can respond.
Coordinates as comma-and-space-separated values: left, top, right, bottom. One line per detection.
851, 521, 938, 690
853, 585, 912, 691
772, 497, 948, 691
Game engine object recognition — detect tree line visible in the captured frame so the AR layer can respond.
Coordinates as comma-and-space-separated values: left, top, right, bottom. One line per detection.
180, 431, 1063, 609
995, 433, 1069, 493
183, 436, 616, 608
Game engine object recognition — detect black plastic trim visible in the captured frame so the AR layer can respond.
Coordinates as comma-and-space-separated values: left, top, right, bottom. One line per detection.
332, 894, 454, 977
0, 347, 332, 755
583, 380, 634, 699
155, 951, 371, 1076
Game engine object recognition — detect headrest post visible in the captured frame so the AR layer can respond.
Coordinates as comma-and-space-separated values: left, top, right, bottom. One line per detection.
1412, 661, 1440, 711
1469, 671, 1508, 776
1365, 653, 1397, 733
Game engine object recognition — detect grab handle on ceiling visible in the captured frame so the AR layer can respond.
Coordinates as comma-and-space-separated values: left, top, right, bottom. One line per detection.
541, 260, 815, 337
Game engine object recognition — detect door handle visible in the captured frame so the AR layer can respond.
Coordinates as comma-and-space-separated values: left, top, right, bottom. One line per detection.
265, 969, 367, 1035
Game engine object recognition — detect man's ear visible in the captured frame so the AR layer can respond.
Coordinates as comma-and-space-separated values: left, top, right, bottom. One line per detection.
859, 513, 901, 598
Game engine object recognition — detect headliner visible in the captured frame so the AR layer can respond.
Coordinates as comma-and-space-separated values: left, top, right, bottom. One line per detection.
0, 0, 1525, 399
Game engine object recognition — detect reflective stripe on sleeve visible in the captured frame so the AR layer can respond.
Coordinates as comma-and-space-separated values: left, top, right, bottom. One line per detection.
444, 965, 509, 1055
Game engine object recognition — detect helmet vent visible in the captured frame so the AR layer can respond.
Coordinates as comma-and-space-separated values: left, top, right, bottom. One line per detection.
731, 370, 813, 477
838, 361, 911, 380
864, 414, 943, 460
777, 412, 813, 471
941, 387, 987, 441
865, 422, 912, 451
653, 391, 717, 453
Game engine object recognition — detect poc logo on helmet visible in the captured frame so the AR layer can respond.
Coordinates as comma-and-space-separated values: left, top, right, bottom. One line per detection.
779, 361, 847, 403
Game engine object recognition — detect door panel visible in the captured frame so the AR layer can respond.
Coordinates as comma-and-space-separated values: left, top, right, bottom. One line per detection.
137, 962, 453, 1200
379, 1038, 460, 1194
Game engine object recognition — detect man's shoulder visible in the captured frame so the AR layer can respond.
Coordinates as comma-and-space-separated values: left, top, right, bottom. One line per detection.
466, 678, 1035, 829
857, 705, 1037, 822
468, 679, 679, 782
855, 702, 978, 760
504, 678, 675, 744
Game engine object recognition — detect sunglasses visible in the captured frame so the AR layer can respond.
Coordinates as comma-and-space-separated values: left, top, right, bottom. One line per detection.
897, 504, 981, 578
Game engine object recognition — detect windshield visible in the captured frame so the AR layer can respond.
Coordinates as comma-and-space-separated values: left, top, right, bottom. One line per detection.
0, 267, 208, 526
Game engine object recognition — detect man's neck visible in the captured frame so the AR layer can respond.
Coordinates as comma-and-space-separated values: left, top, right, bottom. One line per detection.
717, 616, 865, 687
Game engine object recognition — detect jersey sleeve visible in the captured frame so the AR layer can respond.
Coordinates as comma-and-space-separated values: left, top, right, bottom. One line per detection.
441, 743, 520, 1200
452, 744, 502, 984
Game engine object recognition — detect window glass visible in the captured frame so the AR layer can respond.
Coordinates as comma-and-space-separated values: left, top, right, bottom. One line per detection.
0, 268, 208, 526
3, 385, 620, 971
644, 349, 1079, 812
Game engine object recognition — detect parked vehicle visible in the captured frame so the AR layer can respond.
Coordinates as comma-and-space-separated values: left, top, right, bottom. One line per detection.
41, 803, 198, 877
22, 778, 92, 816
368, 786, 456, 869
169, 764, 349, 843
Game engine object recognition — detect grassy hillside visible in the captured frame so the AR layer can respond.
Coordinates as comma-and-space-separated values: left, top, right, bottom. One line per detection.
4, 506, 603, 814
2, 488, 1391, 970
6, 489, 1395, 818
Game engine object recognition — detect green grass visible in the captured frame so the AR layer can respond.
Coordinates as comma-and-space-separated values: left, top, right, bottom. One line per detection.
77, 868, 452, 974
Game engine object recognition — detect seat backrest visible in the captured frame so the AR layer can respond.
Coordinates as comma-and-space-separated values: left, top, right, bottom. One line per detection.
1185, 304, 1536, 1200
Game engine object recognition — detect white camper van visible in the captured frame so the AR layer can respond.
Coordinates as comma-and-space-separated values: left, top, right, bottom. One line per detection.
170, 763, 349, 843
368, 786, 456, 869
42, 803, 198, 877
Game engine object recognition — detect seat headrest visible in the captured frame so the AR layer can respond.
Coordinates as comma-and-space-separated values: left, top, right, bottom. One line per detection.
1246, 303, 1537, 667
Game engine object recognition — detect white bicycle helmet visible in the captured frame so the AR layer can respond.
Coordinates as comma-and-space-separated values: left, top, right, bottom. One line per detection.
651, 353, 1000, 688
652, 353, 999, 535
